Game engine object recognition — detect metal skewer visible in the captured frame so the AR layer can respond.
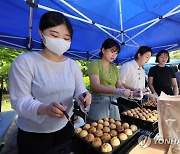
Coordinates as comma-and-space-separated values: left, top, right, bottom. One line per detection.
59, 103, 74, 128
82, 93, 87, 124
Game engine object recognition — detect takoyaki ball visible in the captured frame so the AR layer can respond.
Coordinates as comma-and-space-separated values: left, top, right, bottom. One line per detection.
152, 110, 157, 114
130, 109, 135, 112
101, 143, 112, 153
79, 130, 88, 138
95, 130, 103, 137
110, 137, 120, 147
148, 113, 153, 117
109, 130, 118, 137
134, 115, 139, 118
116, 125, 124, 133
115, 121, 121, 126
109, 119, 115, 124
122, 111, 128, 115
92, 137, 102, 147
101, 133, 111, 142
147, 118, 154, 122
109, 123, 116, 130
127, 112, 133, 117
88, 126, 97, 134
97, 123, 103, 130
131, 111, 136, 115
140, 116, 146, 121
127, 110, 132, 114
75, 127, 82, 134
85, 133, 94, 142
142, 112, 147, 116
137, 113, 143, 116
144, 110, 149, 114
103, 121, 110, 127
144, 114, 150, 119
91, 122, 98, 127
103, 117, 109, 121
130, 124, 138, 132
83, 124, 91, 130
98, 119, 104, 124
147, 109, 151, 112
118, 133, 128, 141
103, 126, 110, 133
124, 129, 133, 136
122, 122, 129, 129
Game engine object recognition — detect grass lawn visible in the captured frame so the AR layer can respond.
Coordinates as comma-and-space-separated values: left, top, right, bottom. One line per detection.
1, 94, 12, 112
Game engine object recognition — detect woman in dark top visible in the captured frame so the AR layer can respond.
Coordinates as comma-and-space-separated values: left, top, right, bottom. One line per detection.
148, 50, 178, 96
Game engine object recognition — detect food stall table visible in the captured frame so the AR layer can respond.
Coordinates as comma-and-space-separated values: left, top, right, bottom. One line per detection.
0, 111, 16, 144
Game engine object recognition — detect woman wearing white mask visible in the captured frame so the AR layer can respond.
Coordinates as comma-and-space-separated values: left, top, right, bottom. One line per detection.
9, 11, 91, 154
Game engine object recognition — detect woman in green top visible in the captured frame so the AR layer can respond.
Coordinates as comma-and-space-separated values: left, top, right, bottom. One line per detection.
87, 38, 132, 121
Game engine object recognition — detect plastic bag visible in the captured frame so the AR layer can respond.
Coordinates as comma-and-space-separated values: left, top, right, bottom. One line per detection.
157, 92, 180, 154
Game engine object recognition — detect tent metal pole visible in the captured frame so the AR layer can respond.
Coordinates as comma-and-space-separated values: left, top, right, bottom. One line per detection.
126, 44, 139, 48
166, 44, 178, 50
125, 5, 179, 33
58, 0, 122, 43
25, 0, 38, 51
95, 25, 122, 43
126, 5, 180, 44
38, 4, 121, 34
164, 5, 180, 16
125, 20, 159, 44
27, 3, 33, 51
152, 44, 178, 49
119, 0, 124, 42
0, 40, 26, 49
121, 57, 133, 64
124, 33, 139, 47
0, 35, 26, 39
124, 18, 158, 32
59, 0, 92, 22
164, 10, 180, 18
66, 52, 87, 59
38, 5, 91, 24
118, 0, 124, 42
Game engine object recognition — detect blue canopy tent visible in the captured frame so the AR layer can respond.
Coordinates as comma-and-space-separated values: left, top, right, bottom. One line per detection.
0, 0, 179, 64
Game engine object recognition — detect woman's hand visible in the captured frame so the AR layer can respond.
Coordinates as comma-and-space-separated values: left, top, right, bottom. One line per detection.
41, 102, 67, 118
147, 93, 158, 102
132, 89, 143, 98
79, 91, 92, 107
115, 88, 132, 97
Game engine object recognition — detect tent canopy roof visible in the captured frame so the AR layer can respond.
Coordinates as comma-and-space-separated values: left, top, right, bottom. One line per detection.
0, 0, 179, 63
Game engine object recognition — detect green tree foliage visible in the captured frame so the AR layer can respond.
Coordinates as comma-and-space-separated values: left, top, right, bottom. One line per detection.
0, 48, 24, 91
76, 60, 90, 77
169, 50, 180, 59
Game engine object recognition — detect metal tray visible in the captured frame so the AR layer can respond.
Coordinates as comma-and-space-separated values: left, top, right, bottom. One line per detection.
120, 114, 158, 132
73, 123, 140, 154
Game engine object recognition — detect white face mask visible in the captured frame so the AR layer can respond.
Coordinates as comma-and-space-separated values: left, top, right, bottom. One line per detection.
42, 34, 71, 56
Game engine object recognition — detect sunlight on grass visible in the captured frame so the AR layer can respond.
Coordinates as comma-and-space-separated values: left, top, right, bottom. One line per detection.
1, 94, 13, 112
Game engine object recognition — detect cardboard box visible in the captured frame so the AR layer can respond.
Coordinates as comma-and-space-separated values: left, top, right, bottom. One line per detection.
129, 140, 170, 154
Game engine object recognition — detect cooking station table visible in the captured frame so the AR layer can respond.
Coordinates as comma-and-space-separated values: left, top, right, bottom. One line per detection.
47, 129, 158, 154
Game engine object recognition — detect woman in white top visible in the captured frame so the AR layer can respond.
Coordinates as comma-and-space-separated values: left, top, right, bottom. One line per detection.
9, 11, 91, 154
118, 46, 157, 112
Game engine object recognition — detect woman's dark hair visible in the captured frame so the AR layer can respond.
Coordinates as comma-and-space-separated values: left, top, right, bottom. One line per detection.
99, 38, 120, 58
134, 46, 152, 60
178, 63, 180, 70
39, 11, 73, 39
155, 50, 170, 63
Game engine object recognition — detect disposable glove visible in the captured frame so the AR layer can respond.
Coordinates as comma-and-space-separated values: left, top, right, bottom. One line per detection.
115, 88, 131, 97
132, 89, 143, 99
